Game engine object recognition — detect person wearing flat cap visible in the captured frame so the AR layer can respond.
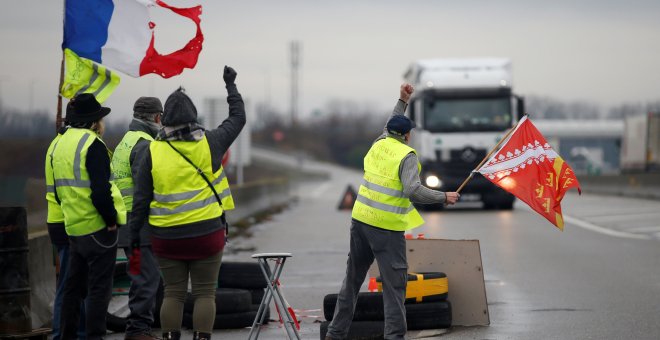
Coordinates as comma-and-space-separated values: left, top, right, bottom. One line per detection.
111, 97, 164, 340
51, 93, 127, 340
129, 66, 245, 340
325, 83, 460, 340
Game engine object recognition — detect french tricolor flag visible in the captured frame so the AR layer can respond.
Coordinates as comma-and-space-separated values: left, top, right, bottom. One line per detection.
63, 0, 203, 79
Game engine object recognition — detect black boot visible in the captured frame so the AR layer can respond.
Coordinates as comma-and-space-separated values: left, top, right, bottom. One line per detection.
192, 331, 211, 340
162, 331, 181, 340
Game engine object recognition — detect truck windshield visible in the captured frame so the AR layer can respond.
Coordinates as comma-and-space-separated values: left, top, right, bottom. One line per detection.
423, 96, 512, 132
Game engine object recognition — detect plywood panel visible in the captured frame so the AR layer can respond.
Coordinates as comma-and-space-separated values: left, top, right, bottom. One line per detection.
369, 239, 489, 326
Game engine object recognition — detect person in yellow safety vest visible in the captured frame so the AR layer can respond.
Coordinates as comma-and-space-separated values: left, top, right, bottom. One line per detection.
51, 93, 127, 340
129, 66, 245, 340
45, 123, 86, 340
111, 97, 163, 340
325, 83, 460, 340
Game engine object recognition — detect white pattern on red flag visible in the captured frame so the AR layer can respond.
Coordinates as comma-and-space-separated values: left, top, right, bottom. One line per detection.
478, 116, 581, 230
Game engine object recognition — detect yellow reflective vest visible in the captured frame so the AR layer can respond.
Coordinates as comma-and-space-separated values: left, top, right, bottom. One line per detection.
148, 136, 234, 228
111, 130, 153, 212
51, 128, 127, 236
352, 137, 424, 231
45, 133, 64, 224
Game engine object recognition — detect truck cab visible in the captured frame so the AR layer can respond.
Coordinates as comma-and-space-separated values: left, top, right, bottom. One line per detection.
404, 58, 525, 209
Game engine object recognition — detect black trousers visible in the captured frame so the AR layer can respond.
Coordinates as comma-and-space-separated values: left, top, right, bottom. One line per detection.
60, 228, 118, 340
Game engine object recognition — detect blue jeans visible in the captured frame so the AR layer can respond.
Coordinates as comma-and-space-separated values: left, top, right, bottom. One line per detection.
53, 245, 86, 340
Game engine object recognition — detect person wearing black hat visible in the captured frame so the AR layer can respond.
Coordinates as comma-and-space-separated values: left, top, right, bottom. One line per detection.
45, 120, 87, 340
52, 93, 127, 340
129, 66, 245, 340
111, 97, 164, 340
325, 83, 459, 340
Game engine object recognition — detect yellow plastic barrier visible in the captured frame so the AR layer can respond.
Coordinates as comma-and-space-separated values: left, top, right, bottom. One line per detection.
377, 272, 448, 303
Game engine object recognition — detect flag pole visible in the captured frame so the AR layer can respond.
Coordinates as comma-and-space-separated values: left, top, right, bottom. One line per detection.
55, 53, 64, 132
455, 119, 521, 193
56, 0, 66, 132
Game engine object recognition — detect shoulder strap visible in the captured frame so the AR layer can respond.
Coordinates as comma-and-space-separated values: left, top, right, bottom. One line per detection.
165, 141, 223, 209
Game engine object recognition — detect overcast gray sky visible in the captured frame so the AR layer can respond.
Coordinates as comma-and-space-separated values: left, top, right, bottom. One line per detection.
1, 0, 659, 123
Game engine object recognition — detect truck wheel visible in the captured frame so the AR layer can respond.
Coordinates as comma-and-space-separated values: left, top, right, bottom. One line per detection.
500, 200, 514, 210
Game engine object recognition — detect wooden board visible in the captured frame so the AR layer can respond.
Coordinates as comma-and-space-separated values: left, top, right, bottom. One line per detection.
369, 238, 489, 326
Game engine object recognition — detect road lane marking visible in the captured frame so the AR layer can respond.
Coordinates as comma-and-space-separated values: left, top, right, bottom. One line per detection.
625, 226, 660, 233
564, 215, 649, 240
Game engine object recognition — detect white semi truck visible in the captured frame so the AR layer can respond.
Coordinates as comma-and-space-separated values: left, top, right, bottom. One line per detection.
403, 58, 526, 209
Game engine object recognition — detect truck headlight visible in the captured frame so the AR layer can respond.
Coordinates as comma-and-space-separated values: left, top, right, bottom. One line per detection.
425, 175, 442, 188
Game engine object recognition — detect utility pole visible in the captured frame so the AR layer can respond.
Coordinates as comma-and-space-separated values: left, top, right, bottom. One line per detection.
290, 40, 301, 127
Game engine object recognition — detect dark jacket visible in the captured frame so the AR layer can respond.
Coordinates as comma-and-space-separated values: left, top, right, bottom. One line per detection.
87, 137, 118, 227
129, 83, 245, 242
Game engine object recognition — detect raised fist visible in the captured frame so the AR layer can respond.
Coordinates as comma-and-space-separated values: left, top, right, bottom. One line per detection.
223, 66, 237, 85
400, 83, 414, 103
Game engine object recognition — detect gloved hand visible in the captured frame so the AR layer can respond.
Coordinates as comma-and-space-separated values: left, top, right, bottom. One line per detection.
223, 65, 237, 85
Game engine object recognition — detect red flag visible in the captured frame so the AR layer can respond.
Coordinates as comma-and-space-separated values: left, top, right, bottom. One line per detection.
140, 0, 204, 78
477, 116, 581, 230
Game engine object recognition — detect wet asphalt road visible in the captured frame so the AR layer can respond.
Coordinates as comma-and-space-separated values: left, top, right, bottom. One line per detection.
108, 150, 660, 339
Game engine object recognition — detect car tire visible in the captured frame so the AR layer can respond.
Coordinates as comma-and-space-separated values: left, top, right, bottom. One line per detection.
406, 300, 452, 330
323, 292, 384, 322
250, 304, 270, 324
218, 262, 267, 289
323, 294, 452, 329
182, 309, 261, 330
183, 288, 251, 315
249, 288, 266, 304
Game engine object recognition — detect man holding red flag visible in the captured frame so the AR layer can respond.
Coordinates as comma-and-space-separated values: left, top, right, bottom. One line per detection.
477, 116, 581, 229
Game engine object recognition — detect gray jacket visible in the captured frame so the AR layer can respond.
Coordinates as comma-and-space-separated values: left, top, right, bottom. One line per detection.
377, 100, 446, 204
117, 118, 159, 247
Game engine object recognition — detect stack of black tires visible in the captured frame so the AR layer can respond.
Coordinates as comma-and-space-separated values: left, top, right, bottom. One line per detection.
320, 272, 451, 339
108, 261, 271, 332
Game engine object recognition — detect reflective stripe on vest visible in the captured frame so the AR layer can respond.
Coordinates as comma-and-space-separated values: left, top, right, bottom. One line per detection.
351, 137, 424, 231
111, 130, 154, 212
51, 128, 127, 236
45, 134, 64, 223
148, 136, 235, 228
